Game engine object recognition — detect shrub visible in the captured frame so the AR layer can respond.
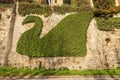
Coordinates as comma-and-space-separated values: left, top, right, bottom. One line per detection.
18, 0, 33, 2
93, 0, 115, 10
54, 4, 92, 14
0, 0, 14, 3
54, 5, 75, 14
63, 0, 71, 5
18, 2, 52, 17
18, 1, 92, 16
17, 11, 93, 57
110, 6, 120, 14
95, 17, 120, 31
93, 9, 113, 17
0, 3, 14, 9
93, 0, 115, 17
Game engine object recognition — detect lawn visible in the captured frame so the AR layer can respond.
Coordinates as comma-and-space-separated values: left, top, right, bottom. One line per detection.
0, 67, 120, 76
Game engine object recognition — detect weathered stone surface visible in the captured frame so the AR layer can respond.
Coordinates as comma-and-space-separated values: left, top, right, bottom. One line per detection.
0, 9, 12, 65
0, 11, 120, 70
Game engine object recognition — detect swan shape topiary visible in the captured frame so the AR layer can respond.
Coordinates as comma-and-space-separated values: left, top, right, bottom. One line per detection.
16, 11, 93, 57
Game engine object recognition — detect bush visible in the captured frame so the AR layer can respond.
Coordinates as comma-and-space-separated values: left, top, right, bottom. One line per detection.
110, 6, 120, 14
54, 4, 92, 14
17, 11, 93, 57
95, 17, 120, 31
0, 3, 14, 9
18, 0, 33, 3
63, 0, 71, 5
93, 9, 113, 17
54, 5, 75, 14
0, 0, 14, 3
93, 0, 115, 10
93, 0, 115, 17
18, 2, 52, 17
18, 1, 92, 16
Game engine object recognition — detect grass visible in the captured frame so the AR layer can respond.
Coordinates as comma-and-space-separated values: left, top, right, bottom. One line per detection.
95, 17, 120, 31
0, 67, 120, 76
17, 11, 93, 57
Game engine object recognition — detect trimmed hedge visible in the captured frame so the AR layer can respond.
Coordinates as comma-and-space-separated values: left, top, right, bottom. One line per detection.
0, 3, 14, 9
18, 2, 92, 16
17, 11, 93, 57
54, 4, 91, 14
0, 0, 14, 3
95, 17, 120, 31
18, 2, 52, 17
18, 0, 33, 2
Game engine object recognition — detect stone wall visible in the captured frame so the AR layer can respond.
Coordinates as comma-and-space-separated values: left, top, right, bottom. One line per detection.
7, 13, 73, 68
2, 15, 120, 70
0, 8, 120, 69
0, 9, 12, 65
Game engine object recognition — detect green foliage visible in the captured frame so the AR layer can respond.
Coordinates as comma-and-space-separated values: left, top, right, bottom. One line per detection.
95, 17, 120, 31
54, 5, 76, 14
93, 0, 115, 10
0, 67, 120, 76
93, 0, 115, 17
63, 0, 71, 4
18, 1, 92, 16
18, 2, 52, 17
18, 0, 34, 3
0, 3, 14, 9
113, 6, 120, 14
93, 9, 114, 17
17, 11, 93, 57
54, 4, 91, 14
0, 0, 14, 3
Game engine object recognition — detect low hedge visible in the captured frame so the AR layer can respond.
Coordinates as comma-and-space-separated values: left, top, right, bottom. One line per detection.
17, 11, 93, 57
18, 2, 92, 16
18, 2, 52, 17
0, 3, 14, 9
95, 17, 120, 31
54, 4, 91, 14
